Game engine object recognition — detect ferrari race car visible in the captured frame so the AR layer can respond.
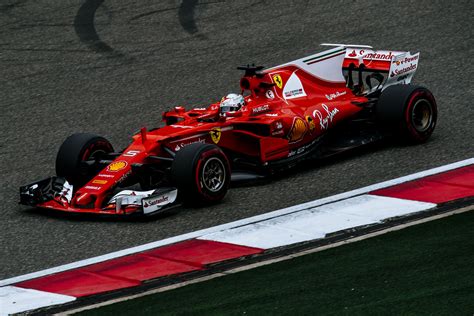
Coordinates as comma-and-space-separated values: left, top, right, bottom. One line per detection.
20, 44, 437, 216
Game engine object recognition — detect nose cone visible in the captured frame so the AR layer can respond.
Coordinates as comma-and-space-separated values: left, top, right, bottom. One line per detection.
75, 192, 94, 206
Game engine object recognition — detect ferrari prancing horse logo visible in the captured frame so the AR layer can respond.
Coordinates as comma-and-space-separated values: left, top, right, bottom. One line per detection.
210, 127, 221, 144
273, 74, 283, 89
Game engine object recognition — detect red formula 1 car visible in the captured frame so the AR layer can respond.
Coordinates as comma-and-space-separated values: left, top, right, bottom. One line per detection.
20, 44, 437, 216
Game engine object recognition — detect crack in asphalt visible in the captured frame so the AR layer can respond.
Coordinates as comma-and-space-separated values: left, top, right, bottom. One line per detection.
129, 6, 179, 22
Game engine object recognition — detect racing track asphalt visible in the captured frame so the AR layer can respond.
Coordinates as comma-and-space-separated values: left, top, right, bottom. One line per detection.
0, 0, 473, 279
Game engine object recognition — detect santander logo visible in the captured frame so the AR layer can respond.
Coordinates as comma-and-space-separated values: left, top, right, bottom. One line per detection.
348, 49, 358, 57
347, 49, 397, 61
143, 195, 169, 207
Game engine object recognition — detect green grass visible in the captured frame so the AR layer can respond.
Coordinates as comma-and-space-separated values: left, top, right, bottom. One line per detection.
80, 211, 474, 316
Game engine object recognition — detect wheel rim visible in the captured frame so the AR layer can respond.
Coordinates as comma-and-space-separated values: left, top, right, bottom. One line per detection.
201, 157, 226, 193
89, 149, 106, 160
411, 99, 433, 132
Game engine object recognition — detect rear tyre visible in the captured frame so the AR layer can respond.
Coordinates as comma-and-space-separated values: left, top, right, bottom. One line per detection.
171, 143, 230, 205
56, 133, 114, 186
376, 85, 437, 143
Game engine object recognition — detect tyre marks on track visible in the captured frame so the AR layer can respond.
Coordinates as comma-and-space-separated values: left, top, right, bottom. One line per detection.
129, 0, 201, 35
178, 0, 199, 35
0, 0, 27, 14
74, 0, 225, 56
179, 0, 224, 36
74, 0, 122, 57
130, 1, 223, 35
74, 0, 207, 56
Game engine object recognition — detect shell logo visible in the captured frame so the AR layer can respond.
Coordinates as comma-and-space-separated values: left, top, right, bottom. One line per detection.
288, 117, 307, 143
107, 161, 128, 172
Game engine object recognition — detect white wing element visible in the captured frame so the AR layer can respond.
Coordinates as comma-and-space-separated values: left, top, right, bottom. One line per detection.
108, 189, 156, 209
283, 71, 307, 100
108, 188, 178, 213
326, 43, 420, 91
321, 43, 373, 49
266, 46, 347, 83
266, 44, 420, 91
384, 51, 420, 88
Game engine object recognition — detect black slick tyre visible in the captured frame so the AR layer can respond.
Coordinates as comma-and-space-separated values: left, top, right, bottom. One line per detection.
376, 85, 437, 143
56, 133, 113, 186
171, 143, 230, 205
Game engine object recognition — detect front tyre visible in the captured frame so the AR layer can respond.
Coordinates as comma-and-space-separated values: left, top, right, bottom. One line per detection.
56, 133, 114, 186
171, 143, 230, 205
376, 85, 437, 143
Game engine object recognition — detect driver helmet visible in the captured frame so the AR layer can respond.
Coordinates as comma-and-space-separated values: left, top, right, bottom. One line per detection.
220, 93, 245, 113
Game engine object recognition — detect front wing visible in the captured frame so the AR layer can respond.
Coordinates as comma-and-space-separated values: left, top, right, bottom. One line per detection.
19, 177, 180, 216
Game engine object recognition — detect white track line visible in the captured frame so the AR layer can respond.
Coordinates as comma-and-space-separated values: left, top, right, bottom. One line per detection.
1, 158, 472, 287
199, 195, 435, 248
0, 286, 75, 316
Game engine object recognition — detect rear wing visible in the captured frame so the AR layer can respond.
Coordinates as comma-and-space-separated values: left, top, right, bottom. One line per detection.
322, 43, 420, 94
261, 44, 420, 99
